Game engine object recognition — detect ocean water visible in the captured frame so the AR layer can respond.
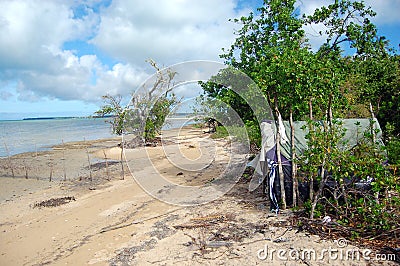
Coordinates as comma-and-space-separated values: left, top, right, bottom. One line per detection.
0, 117, 194, 157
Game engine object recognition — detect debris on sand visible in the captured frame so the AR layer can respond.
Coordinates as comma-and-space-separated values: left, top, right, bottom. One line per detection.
33, 196, 76, 208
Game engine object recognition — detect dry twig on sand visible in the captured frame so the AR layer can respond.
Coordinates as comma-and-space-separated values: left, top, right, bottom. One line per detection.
84, 138, 92, 182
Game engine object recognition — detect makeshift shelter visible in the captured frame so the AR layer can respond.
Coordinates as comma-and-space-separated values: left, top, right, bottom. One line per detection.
248, 118, 384, 212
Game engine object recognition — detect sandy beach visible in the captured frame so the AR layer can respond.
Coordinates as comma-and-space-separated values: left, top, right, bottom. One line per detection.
0, 126, 396, 265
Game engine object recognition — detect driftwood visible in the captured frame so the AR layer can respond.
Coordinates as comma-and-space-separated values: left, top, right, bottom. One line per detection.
173, 223, 213, 229
99, 207, 184, 233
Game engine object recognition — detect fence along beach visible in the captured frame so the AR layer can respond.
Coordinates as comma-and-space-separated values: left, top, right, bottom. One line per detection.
0, 115, 195, 182
0, 116, 193, 157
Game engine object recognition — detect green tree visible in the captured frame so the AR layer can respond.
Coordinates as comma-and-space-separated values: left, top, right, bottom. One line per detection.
201, 0, 399, 214
96, 60, 179, 141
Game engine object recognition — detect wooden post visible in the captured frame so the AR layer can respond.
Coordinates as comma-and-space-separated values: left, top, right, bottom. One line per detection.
35, 144, 39, 180
3, 142, 15, 178
62, 140, 67, 181
23, 158, 28, 179
103, 149, 110, 181
84, 139, 92, 182
49, 155, 53, 182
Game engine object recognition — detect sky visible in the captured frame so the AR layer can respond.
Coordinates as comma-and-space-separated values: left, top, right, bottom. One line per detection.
0, 0, 399, 120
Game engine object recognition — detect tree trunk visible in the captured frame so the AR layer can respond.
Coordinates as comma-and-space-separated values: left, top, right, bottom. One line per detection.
308, 98, 314, 201
289, 109, 298, 207
369, 102, 376, 144
328, 94, 333, 127
310, 156, 327, 219
120, 142, 125, 180
369, 102, 379, 203
274, 97, 286, 210
311, 120, 329, 219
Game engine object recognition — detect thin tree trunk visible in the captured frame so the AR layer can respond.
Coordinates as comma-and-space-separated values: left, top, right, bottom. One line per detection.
369, 102, 379, 203
274, 97, 286, 210
369, 102, 376, 144
289, 109, 298, 207
328, 94, 333, 127
308, 98, 314, 201
339, 179, 349, 216
120, 141, 125, 180
310, 156, 327, 219
311, 120, 329, 219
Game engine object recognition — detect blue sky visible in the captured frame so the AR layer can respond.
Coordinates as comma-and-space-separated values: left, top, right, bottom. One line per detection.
0, 0, 399, 120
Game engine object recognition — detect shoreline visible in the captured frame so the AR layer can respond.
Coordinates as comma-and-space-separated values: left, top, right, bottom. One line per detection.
0, 116, 192, 159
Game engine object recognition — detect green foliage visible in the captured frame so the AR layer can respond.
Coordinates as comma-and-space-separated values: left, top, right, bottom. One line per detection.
386, 137, 400, 165
300, 118, 399, 236
348, 54, 400, 138
95, 94, 126, 135
144, 95, 179, 140
244, 120, 261, 146
210, 125, 251, 145
96, 94, 178, 141
303, 0, 380, 56
210, 126, 228, 139
199, 0, 399, 240
303, 200, 324, 219
96, 60, 180, 141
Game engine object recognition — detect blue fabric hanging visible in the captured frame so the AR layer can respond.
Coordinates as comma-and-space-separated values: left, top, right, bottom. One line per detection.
268, 158, 279, 214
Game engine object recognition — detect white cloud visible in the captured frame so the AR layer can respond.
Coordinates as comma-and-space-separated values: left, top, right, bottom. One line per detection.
91, 0, 246, 65
364, 0, 400, 25
0, 0, 148, 103
0, 0, 248, 106
12, 48, 148, 102
0, 0, 98, 71
0, 90, 13, 100
1, 0, 398, 109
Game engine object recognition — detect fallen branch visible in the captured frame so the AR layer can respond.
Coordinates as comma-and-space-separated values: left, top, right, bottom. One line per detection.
99, 207, 184, 233
173, 223, 213, 229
